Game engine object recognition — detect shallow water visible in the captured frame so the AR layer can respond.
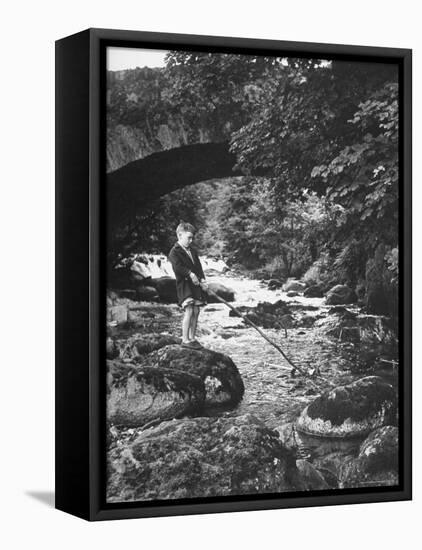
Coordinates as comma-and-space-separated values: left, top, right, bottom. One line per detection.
111, 271, 398, 478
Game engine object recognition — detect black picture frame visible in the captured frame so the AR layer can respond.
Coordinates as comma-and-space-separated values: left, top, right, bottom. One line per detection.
55, 27, 412, 521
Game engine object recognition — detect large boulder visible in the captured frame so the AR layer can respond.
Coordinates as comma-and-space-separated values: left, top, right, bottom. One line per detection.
325, 284, 357, 305
340, 426, 399, 488
107, 414, 305, 502
107, 360, 204, 427
146, 345, 244, 406
205, 282, 235, 302
149, 276, 178, 303
296, 376, 397, 438
283, 280, 306, 293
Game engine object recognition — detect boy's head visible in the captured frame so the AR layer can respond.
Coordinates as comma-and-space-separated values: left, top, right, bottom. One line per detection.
176, 222, 196, 248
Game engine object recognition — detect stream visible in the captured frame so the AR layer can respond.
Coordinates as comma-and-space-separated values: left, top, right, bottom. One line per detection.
111, 268, 398, 466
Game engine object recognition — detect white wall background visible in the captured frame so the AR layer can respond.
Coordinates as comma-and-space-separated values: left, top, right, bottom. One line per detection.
1, 0, 419, 547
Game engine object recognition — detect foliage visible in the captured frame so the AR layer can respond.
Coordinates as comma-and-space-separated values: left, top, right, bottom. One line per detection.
107, 55, 400, 316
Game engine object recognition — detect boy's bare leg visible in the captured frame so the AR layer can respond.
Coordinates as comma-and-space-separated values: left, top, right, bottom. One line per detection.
182, 305, 194, 343
189, 306, 200, 341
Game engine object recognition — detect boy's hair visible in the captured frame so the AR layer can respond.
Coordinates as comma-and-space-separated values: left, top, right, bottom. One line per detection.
176, 221, 196, 236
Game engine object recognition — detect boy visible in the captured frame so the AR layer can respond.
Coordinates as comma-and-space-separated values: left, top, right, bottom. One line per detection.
168, 222, 208, 349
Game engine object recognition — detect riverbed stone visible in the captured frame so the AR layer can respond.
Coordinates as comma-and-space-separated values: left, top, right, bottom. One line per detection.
135, 285, 159, 301
228, 300, 292, 330
283, 280, 306, 292
106, 414, 305, 502
287, 290, 299, 297
267, 278, 284, 290
316, 308, 396, 344
205, 281, 235, 302
145, 344, 244, 406
304, 284, 324, 298
325, 284, 357, 305
340, 426, 399, 488
296, 376, 397, 438
149, 276, 178, 303
107, 360, 204, 427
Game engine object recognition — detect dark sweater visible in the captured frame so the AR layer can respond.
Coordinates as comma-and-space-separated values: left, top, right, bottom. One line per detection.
168, 242, 207, 306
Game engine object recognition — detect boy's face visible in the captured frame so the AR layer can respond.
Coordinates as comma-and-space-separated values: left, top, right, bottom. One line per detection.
178, 231, 194, 248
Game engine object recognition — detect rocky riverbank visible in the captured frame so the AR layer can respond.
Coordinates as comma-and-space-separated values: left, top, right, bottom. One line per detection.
106, 270, 399, 502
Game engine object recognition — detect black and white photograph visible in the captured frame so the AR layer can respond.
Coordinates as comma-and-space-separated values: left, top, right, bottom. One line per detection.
105, 44, 402, 504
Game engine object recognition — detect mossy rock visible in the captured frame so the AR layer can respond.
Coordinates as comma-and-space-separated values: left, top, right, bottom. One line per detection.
145, 344, 244, 406
107, 360, 204, 427
106, 414, 305, 502
340, 426, 399, 488
296, 376, 397, 438
132, 333, 180, 355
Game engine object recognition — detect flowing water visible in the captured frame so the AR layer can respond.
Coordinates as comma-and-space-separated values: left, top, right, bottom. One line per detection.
110, 268, 398, 469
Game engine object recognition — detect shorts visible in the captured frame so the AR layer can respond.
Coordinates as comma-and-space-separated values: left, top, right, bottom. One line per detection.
181, 297, 206, 309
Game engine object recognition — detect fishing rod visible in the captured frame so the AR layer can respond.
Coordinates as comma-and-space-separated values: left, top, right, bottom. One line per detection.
203, 285, 329, 391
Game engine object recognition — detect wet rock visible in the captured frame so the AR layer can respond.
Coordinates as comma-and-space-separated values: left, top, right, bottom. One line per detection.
131, 333, 180, 355
107, 360, 205, 427
304, 284, 324, 298
289, 303, 320, 311
340, 426, 399, 488
325, 284, 357, 305
316, 309, 396, 345
297, 314, 317, 328
205, 282, 235, 302
229, 300, 292, 330
135, 285, 159, 301
296, 459, 330, 490
283, 280, 306, 292
259, 300, 291, 315
359, 426, 399, 468
296, 376, 397, 438
217, 329, 237, 339
146, 344, 245, 406
267, 278, 284, 290
315, 307, 357, 339
107, 414, 305, 502
287, 290, 299, 297
149, 276, 178, 303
